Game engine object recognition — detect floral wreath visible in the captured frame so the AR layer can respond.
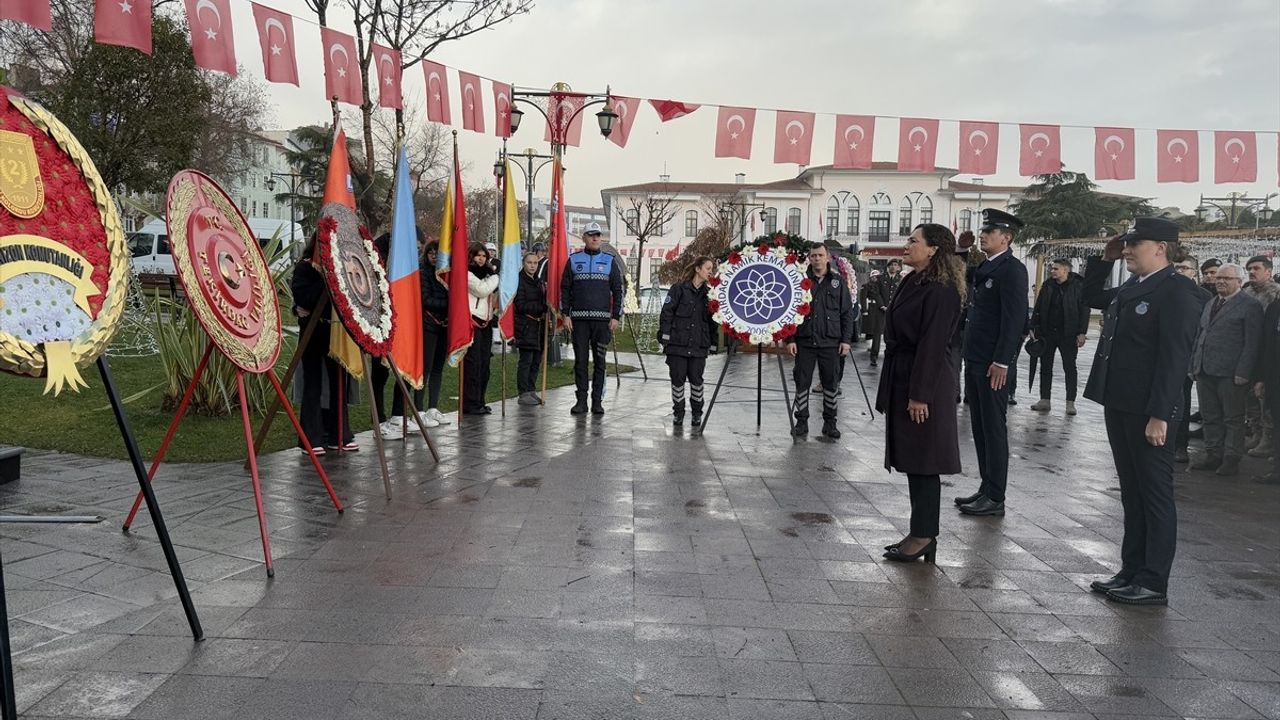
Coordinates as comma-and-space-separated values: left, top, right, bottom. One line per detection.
317, 204, 394, 356
710, 232, 813, 344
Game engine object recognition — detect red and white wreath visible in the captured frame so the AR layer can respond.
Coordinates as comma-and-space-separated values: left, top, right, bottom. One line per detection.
317, 203, 394, 356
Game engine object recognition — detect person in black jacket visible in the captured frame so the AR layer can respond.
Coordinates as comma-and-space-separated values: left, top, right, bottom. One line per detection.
659, 256, 716, 427
1081, 217, 1200, 606
1173, 257, 1214, 462
788, 244, 855, 440
866, 260, 903, 367
291, 233, 356, 454
1253, 298, 1280, 484
419, 241, 451, 426
1029, 258, 1090, 414
514, 252, 547, 406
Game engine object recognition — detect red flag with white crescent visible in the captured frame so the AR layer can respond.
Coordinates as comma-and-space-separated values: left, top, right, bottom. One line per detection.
648, 99, 700, 122
1019, 124, 1061, 176
958, 121, 998, 175
1094, 127, 1135, 181
1156, 129, 1198, 183
773, 110, 815, 165
422, 61, 452, 125
184, 0, 236, 75
545, 92, 585, 147
715, 106, 756, 160
251, 2, 297, 85
493, 81, 513, 138
95, 0, 152, 53
1214, 131, 1257, 183
320, 28, 361, 106
897, 118, 939, 172
458, 72, 485, 133
833, 115, 874, 169
372, 43, 402, 110
607, 95, 640, 148
0, 0, 51, 29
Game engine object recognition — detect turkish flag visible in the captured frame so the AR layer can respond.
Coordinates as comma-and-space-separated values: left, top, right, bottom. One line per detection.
1019, 124, 1061, 176
958, 121, 999, 175
897, 118, 939, 172
545, 92, 585, 147
649, 99, 700, 122
372, 44, 401, 110
422, 61, 451, 125
320, 28, 360, 106
251, 3, 297, 85
1156, 129, 1198, 183
458, 72, 484, 133
492, 82, 513, 138
95, 0, 152, 54
833, 115, 874, 169
1094, 127, 1135, 181
714, 106, 755, 160
774, 110, 815, 165
1214, 131, 1257, 184
1, 0, 51, 30
184, 0, 236, 76
607, 95, 639, 148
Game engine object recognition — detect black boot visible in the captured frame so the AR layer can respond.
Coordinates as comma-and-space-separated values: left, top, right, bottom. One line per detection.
673, 406, 685, 425
691, 402, 703, 427
822, 419, 841, 439
571, 392, 588, 415
672, 386, 686, 425
591, 396, 605, 415
792, 417, 808, 437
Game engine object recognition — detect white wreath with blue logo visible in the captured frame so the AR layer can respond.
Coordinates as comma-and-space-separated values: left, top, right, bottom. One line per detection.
712, 248, 811, 345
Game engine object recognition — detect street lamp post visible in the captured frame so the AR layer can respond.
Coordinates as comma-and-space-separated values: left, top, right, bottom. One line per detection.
264, 171, 309, 258
495, 146, 555, 243
1196, 192, 1277, 229
718, 201, 768, 246
509, 82, 618, 161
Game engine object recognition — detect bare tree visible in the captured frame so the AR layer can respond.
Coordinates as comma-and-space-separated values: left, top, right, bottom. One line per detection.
620, 192, 680, 288
192, 72, 273, 186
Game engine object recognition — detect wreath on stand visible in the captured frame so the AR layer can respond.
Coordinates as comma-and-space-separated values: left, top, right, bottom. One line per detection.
711, 232, 813, 345
316, 203, 394, 357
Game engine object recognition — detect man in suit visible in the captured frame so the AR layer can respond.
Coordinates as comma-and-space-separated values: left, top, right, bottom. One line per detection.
1173, 257, 1215, 463
1253, 297, 1280, 484
955, 209, 1029, 517
1082, 217, 1201, 606
1189, 263, 1263, 476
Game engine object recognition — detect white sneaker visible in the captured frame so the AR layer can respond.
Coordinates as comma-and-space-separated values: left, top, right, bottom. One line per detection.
415, 410, 440, 428
378, 419, 404, 440
427, 408, 451, 425
1030, 399, 1051, 412
1065, 401, 1077, 416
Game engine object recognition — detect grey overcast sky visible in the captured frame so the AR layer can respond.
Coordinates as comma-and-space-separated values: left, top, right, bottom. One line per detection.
248, 0, 1279, 213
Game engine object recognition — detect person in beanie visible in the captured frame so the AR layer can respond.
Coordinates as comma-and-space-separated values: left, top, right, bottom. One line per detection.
514, 252, 547, 406
788, 244, 855, 439
659, 256, 717, 427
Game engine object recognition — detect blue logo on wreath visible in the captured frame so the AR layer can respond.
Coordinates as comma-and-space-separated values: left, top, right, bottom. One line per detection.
727, 264, 794, 325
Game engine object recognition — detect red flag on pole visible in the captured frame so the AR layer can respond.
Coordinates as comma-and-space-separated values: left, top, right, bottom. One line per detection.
493, 81, 513, 138
2, 0, 52, 31
958, 121, 999, 175
372, 43, 402, 110
774, 111, 815, 165
184, 0, 236, 75
1214, 131, 1257, 183
545, 92, 585, 147
444, 146, 473, 365
545, 159, 569, 317
1094, 127, 1135, 181
833, 115, 874, 169
715, 106, 756, 160
1019, 124, 1061, 176
458, 72, 485, 133
95, 0, 152, 54
422, 61, 452, 125
320, 28, 361, 106
252, 3, 298, 85
1156, 129, 1198, 183
607, 95, 640, 149
897, 118, 939, 172
648, 99, 700, 122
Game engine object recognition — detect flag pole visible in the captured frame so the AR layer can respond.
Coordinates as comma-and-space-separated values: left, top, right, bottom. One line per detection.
540, 314, 549, 405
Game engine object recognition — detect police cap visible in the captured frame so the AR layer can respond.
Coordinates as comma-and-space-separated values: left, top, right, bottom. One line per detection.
1118, 216, 1179, 246
979, 209, 1024, 234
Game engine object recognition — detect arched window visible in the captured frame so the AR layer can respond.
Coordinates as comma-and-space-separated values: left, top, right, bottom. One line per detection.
868, 192, 892, 240
918, 196, 934, 226
846, 195, 860, 236
826, 197, 840, 238
624, 208, 639, 235
899, 196, 913, 236
786, 208, 802, 235
959, 209, 972, 232
763, 207, 778, 235
685, 209, 698, 238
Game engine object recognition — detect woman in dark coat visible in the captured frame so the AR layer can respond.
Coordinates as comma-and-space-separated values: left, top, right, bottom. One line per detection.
876, 224, 966, 562
513, 252, 547, 405
659, 256, 716, 426
419, 241, 450, 426
291, 233, 356, 454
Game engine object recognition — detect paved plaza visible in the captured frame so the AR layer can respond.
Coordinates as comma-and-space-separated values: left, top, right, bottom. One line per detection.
2, 349, 1278, 720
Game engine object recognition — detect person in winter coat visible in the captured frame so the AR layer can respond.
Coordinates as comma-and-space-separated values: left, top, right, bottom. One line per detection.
462, 242, 499, 415
866, 259, 903, 367
788, 244, 855, 439
291, 233, 356, 454
514, 252, 548, 406
419, 241, 451, 427
659, 256, 717, 427
1028, 258, 1091, 414
877, 224, 966, 563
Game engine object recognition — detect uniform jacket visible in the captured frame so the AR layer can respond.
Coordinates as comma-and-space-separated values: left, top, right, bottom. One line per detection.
1190, 291, 1262, 379
560, 248, 624, 321
658, 281, 715, 358
1082, 258, 1201, 421
421, 260, 449, 330
1255, 300, 1280, 388
862, 272, 900, 335
962, 251, 1029, 366
793, 268, 855, 349
512, 271, 547, 350
468, 265, 499, 324
874, 272, 963, 475
1030, 272, 1089, 339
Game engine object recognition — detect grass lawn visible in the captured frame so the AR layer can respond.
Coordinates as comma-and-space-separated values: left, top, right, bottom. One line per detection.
0, 341, 633, 463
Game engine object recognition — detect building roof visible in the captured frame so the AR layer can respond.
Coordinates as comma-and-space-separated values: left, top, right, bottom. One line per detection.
802, 162, 961, 175
945, 180, 1026, 193
602, 178, 814, 195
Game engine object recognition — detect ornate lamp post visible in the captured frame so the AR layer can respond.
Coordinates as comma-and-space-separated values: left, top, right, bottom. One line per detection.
264, 171, 309, 257
508, 82, 617, 159
1196, 192, 1278, 229
495, 146, 556, 242
718, 201, 768, 246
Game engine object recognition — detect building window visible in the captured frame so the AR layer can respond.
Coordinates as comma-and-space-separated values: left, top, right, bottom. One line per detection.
685, 210, 698, 238
960, 209, 972, 232
649, 258, 663, 285
898, 197, 913, 236
763, 208, 777, 235
624, 209, 639, 236
251, 200, 258, 217
825, 197, 840, 238
786, 208, 801, 235
918, 196, 933, 226
868, 211, 891, 241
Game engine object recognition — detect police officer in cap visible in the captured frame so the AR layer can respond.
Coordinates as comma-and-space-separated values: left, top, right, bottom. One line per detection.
787, 243, 855, 439
1081, 217, 1200, 605
955, 209, 1029, 517
561, 222, 624, 415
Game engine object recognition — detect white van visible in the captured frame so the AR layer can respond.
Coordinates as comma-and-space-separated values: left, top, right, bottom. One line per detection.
128, 218, 305, 277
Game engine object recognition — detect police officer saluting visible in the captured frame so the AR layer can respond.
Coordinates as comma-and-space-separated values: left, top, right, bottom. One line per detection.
787, 244, 855, 439
561, 222, 624, 415
956, 209, 1029, 517
1082, 217, 1200, 606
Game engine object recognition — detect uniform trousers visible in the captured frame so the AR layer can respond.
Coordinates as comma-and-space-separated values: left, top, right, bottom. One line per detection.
1103, 407, 1177, 594
1176, 376, 1195, 451
666, 355, 706, 415
571, 320, 611, 401
907, 474, 940, 538
965, 362, 1011, 502
793, 346, 839, 421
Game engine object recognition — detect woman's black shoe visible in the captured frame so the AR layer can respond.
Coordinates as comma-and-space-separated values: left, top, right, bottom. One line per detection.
883, 538, 936, 563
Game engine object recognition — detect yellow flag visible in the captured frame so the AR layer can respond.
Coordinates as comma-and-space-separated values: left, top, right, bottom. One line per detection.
328, 305, 365, 379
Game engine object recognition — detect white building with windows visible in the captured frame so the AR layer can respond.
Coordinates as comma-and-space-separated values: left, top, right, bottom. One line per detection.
602, 164, 1025, 287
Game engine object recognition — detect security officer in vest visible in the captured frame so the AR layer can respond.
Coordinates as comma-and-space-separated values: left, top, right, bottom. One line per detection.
788, 243, 855, 439
955, 209, 1029, 517
1081, 217, 1200, 606
561, 222, 624, 415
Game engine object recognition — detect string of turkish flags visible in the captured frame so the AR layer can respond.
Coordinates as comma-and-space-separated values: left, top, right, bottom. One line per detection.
3, 0, 1276, 186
